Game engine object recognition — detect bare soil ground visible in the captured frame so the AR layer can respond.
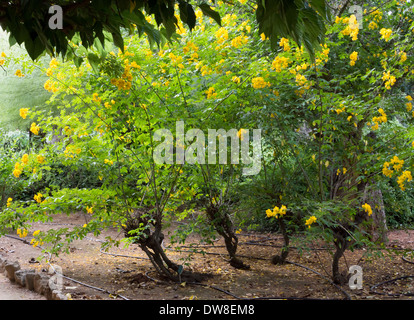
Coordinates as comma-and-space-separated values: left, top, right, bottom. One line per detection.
0, 273, 46, 300
1, 212, 413, 300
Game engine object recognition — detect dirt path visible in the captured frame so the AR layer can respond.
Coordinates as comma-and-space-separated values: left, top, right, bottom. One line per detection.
1, 213, 414, 300
0, 273, 46, 300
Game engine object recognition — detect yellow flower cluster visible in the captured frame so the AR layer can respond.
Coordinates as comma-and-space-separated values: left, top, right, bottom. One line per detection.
362, 203, 373, 216
0, 51, 6, 65
30, 238, 43, 248
196, 62, 213, 77
34, 192, 43, 204
336, 167, 347, 175
279, 37, 290, 51
232, 76, 241, 84
380, 28, 392, 42
46, 58, 59, 76
231, 35, 249, 48
382, 70, 396, 90
37, 155, 45, 164
305, 216, 317, 228
349, 51, 358, 66
222, 13, 237, 27
406, 95, 412, 111
44, 79, 59, 93
110, 60, 139, 91
368, 21, 378, 30
183, 41, 198, 55
371, 108, 387, 130
251, 77, 270, 89
215, 27, 229, 44
266, 205, 287, 219
315, 44, 330, 65
6, 197, 12, 207
17, 228, 28, 238
19, 108, 29, 119
13, 162, 22, 178
104, 159, 114, 165
397, 171, 412, 191
15, 69, 24, 77
271, 56, 290, 72
295, 73, 308, 87
22, 153, 29, 165
370, 9, 383, 22
92, 93, 101, 103
400, 52, 407, 63
30, 123, 40, 135
341, 15, 359, 41
168, 52, 184, 68
382, 155, 404, 177
64, 145, 82, 158
205, 87, 217, 99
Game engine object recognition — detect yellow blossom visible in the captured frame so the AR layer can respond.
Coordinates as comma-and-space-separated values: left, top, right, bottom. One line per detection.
266, 205, 288, 219
37, 155, 45, 164
17, 228, 28, 238
205, 87, 217, 99
251, 77, 270, 89
271, 56, 290, 72
104, 159, 114, 165
34, 193, 43, 204
380, 28, 392, 41
362, 203, 373, 216
30, 123, 40, 135
15, 69, 24, 77
349, 51, 358, 66
305, 216, 317, 228
215, 27, 228, 44
21, 154, 29, 165
19, 108, 29, 119
232, 76, 241, 84
397, 171, 412, 191
279, 37, 290, 51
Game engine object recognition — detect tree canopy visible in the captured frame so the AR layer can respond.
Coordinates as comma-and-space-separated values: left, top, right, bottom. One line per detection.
0, 0, 329, 60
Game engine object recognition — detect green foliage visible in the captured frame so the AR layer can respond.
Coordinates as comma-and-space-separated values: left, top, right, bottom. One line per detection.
0, 0, 328, 61
0, 0, 414, 281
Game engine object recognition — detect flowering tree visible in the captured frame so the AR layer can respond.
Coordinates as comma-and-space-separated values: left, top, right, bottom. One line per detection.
0, 0, 413, 285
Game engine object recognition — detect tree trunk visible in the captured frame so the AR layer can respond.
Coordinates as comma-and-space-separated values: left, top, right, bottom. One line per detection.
206, 205, 250, 270
271, 218, 290, 265
363, 187, 388, 244
331, 224, 351, 285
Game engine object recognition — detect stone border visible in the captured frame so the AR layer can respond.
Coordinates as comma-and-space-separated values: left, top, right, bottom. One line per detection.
0, 254, 67, 300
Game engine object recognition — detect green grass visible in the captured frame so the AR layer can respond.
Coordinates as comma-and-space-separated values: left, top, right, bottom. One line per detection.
0, 29, 52, 132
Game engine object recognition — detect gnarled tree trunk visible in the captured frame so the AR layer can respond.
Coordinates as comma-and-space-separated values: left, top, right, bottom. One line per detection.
363, 187, 388, 244
206, 205, 250, 270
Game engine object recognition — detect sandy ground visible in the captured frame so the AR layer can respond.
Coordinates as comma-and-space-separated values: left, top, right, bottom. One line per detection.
0, 273, 46, 300
0, 213, 413, 301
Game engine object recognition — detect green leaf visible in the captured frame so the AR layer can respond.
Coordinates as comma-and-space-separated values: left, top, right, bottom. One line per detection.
179, 1, 196, 30
198, 3, 221, 26
87, 53, 101, 73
